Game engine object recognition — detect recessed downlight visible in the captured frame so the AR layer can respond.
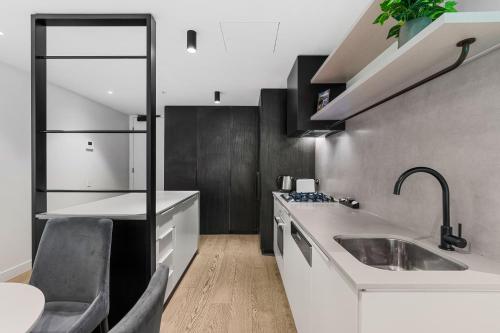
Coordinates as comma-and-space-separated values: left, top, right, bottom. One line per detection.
107, 90, 113, 95
0, 32, 4, 36
214, 91, 221, 104
187, 30, 197, 53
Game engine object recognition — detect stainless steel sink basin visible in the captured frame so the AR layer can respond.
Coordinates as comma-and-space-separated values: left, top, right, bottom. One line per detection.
334, 236, 468, 271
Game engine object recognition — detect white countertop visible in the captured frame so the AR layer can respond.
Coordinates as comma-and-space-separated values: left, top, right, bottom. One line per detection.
37, 191, 199, 220
274, 192, 500, 291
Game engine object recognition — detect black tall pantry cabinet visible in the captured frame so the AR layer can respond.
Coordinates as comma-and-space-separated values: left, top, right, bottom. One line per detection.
164, 106, 259, 234
258, 89, 316, 253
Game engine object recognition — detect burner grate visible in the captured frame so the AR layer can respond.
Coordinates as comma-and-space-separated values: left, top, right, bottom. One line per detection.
282, 192, 334, 203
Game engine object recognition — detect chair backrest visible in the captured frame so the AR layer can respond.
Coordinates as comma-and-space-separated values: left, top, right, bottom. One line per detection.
109, 264, 169, 333
30, 217, 113, 305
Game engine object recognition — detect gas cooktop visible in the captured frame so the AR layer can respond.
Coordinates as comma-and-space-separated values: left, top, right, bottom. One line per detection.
281, 192, 334, 203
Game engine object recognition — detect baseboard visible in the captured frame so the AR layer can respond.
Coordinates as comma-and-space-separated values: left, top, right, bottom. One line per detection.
261, 249, 275, 256
0, 260, 31, 282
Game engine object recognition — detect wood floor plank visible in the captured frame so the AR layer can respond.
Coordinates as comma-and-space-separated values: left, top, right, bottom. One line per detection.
162, 234, 297, 333
177, 251, 225, 332
7, 271, 31, 283
227, 259, 254, 332
209, 253, 236, 304
266, 257, 296, 333
193, 303, 231, 333
251, 266, 276, 333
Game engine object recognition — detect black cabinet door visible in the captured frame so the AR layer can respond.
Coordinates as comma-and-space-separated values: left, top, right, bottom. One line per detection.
197, 107, 231, 234
229, 107, 259, 233
164, 106, 258, 235
164, 107, 197, 190
259, 89, 315, 253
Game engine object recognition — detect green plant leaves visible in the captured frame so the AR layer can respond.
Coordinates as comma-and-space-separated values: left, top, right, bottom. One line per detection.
374, 12, 390, 25
374, 0, 458, 39
445, 1, 458, 10
387, 24, 403, 39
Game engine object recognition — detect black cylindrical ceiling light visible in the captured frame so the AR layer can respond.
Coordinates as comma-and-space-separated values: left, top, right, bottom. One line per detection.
187, 30, 197, 53
214, 91, 221, 104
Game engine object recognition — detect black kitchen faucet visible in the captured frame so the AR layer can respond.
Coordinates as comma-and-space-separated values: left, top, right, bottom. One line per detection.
393, 167, 467, 251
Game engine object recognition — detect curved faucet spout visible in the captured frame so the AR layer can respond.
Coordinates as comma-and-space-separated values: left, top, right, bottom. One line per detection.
393, 167, 465, 251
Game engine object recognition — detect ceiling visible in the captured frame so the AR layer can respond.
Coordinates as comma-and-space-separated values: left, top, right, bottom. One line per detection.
0, 0, 369, 114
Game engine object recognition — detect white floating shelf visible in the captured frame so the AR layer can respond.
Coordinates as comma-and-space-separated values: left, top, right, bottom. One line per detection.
311, 0, 394, 84
312, 12, 500, 121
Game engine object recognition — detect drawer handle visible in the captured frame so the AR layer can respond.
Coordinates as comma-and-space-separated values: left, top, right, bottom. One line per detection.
158, 248, 174, 264
274, 216, 281, 225
159, 195, 197, 216
158, 227, 175, 241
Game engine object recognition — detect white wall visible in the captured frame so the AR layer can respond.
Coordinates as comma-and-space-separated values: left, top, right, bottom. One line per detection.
129, 115, 165, 191
459, 0, 500, 11
0, 61, 130, 281
46, 84, 130, 210
0, 62, 32, 281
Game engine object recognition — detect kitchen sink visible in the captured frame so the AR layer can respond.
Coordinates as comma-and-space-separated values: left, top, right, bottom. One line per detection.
334, 236, 468, 271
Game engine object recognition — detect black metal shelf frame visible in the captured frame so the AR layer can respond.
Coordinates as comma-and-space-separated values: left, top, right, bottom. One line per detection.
38, 189, 148, 193
36, 55, 146, 59
325, 38, 476, 137
31, 14, 157, 274
41, 130, 147, 133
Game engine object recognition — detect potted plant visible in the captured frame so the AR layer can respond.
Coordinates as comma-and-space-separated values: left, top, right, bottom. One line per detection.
374, 0, 458, 48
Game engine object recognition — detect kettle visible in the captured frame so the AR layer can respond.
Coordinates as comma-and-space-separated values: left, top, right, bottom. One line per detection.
276, 175, 294, 192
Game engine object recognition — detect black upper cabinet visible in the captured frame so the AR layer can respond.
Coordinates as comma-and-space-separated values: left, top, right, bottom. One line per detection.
287, 56, 345, 137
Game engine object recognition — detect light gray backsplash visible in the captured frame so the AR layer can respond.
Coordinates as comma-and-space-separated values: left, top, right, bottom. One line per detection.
316, 47, 500, 261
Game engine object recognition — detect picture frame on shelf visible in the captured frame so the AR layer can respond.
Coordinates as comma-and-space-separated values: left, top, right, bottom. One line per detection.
317, 89, 330, 112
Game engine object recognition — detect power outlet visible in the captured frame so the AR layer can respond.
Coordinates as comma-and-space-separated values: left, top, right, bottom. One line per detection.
86, 141, 94, 152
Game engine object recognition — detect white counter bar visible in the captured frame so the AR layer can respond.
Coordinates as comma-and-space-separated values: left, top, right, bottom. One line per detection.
37, 191, 199, 220
274, 192, 500, 291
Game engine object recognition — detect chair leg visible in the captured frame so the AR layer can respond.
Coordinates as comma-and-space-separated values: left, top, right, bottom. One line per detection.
99, 318, 109, 333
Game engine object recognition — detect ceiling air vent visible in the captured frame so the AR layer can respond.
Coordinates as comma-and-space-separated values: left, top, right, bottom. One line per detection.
219, 21, 280, 53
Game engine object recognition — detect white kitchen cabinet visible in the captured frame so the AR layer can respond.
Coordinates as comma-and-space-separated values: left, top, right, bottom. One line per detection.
173, 195, 199, 280
310, 243, 358, 333
360, 291, 500, 333
273, 193, 500, 333
282, 211, 293, 298
274, 201, 357, 333
284, 220, 312, 333
273, 198, 285, 277
156, 193, 199, 301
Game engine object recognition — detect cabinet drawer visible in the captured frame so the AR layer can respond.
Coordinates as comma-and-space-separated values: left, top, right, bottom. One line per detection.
157, 246, 174, 268
157, 211, 175, 238
285, 219, 311, 333
274, 197, 287, 219
157, 226, 175, 266
157, 203, 177, 224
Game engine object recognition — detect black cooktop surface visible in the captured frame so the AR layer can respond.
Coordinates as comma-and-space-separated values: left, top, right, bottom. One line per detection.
281, 192, 334, 203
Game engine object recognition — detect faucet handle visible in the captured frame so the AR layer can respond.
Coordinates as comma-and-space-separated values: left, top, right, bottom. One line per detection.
458, 223, 463, 238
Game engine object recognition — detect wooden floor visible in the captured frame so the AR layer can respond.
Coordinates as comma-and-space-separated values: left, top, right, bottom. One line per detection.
161, 235, 296, 333
9, 235, 296, 333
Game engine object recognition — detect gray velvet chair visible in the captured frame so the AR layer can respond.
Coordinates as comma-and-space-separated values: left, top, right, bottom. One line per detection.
109, 263, 169, 333
30, 217, 113, 333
